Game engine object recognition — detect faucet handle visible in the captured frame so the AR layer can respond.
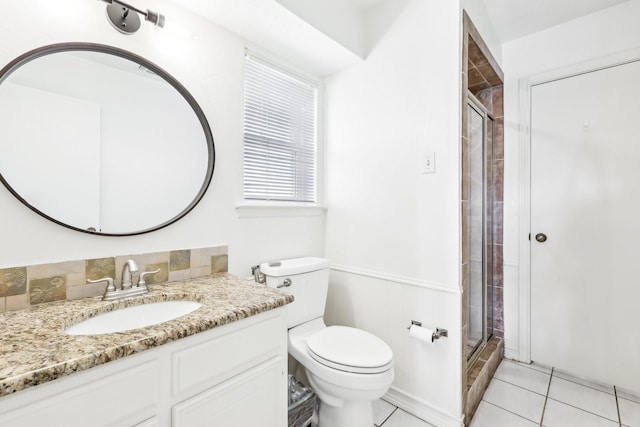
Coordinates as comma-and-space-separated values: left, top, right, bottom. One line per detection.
87, 277, 116, 292
137, 269, 160, 287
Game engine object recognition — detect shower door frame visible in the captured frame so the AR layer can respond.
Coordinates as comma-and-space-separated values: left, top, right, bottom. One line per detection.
466, 92, 495, 365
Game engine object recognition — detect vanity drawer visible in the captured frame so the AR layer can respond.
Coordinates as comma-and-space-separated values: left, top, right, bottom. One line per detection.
172, 312, 284, 397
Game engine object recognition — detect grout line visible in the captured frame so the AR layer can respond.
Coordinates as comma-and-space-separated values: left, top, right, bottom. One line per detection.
614, 386, 622, 427
552, 371, 615, 396
504, 359, 552, 375
539, 366, 553, 427
618, 394, 640, 405
482, 400, 542, 425
379, 406, 398, 426
492, 377, 547, 397
545, 397, 621, 424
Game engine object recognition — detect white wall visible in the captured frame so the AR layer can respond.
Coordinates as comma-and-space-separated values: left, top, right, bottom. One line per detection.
325, 0, 461, 285
0, 0, 325, 276
275, 0, 365, 58
323, 0, 464, 424
502, 0, 640, 359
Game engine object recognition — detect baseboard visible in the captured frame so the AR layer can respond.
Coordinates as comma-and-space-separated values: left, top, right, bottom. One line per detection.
504, 345, 520, 361
384, 386, 464, 427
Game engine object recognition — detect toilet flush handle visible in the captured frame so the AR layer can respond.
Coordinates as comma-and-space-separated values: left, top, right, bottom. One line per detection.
277, 278, 292, 288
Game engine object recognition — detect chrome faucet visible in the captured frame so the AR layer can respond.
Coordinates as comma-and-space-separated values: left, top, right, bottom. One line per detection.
87, 259, 157, 301
120, 259, 139, 290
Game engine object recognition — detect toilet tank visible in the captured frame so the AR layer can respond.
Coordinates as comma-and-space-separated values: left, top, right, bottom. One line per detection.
260, 257, 330, 329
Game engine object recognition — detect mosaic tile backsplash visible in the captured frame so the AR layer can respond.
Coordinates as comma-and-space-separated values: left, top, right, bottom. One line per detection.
0, 246, 228, 312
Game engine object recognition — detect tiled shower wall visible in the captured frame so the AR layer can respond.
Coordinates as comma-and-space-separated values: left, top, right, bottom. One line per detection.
0, 246, 228, 312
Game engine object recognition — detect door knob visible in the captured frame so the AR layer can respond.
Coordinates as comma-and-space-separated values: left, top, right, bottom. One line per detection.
535, 233, 547, 243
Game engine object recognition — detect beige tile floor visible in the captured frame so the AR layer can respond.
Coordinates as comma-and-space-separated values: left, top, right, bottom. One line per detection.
373, 359, 640, 426
470, 359, 640, 427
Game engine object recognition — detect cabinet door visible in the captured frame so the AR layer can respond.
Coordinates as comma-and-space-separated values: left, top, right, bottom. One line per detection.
173, 358, 285, 427
0, 361, 158, 427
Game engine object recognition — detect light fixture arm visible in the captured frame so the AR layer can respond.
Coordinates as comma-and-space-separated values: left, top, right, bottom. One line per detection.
99, 0, 165, 34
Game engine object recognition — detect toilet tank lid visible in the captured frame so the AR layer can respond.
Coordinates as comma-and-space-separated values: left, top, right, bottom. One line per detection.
260, 257, 329, 277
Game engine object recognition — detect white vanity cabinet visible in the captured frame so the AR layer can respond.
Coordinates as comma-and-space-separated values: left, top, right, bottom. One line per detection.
172, 358, 283, 425
0, 308, 287, 427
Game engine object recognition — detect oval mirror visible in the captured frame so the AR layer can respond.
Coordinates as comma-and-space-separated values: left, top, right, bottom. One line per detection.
0, 43, 214, 236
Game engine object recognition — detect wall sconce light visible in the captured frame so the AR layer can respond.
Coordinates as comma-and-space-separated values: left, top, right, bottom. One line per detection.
99, 0, 165, 35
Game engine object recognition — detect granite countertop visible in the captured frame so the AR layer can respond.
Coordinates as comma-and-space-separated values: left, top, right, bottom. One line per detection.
0, 273, 293, 398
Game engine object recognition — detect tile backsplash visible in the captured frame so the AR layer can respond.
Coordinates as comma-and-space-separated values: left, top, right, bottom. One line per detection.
0, 245, 228, 312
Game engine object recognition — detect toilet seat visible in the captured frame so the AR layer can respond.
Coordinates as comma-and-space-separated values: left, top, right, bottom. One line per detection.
306, 326, 393, 374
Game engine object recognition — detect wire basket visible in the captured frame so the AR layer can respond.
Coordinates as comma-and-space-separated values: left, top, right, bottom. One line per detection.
288, 375, 317, 427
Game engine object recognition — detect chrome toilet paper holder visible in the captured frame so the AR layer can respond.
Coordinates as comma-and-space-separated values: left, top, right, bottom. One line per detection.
407, 320, 448, 340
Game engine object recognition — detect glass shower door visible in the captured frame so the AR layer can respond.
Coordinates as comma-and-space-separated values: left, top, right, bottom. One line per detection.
467, 95, 494, 362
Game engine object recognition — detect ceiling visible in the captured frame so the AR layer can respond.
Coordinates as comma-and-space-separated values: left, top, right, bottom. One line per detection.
346, 0, 630, 42
480, 0, 630, 42
173, 0, 631, 76
347, 0, 387, 11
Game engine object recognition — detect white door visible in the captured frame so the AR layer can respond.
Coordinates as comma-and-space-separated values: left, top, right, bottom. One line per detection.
530, 59, 640, 394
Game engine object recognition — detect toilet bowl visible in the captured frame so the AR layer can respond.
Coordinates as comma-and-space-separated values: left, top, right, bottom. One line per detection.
260, 257, 394, 427
289, 318, 394, 427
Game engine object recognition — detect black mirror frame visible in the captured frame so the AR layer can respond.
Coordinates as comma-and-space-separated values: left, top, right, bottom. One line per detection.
0, 42, 215, 236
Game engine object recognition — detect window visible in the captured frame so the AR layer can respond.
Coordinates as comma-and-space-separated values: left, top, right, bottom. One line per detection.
243, 52, 318, 203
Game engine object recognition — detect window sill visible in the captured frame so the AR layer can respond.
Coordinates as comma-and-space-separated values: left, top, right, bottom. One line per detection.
235, 202, 327, 218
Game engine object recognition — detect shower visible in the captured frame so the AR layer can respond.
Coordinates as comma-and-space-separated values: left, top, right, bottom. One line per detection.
467, 92, 495, 362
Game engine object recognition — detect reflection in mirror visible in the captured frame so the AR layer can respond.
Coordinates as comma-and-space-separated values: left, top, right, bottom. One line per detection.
0, 43, 214, 235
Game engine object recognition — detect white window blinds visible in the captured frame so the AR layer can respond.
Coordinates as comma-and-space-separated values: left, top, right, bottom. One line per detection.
243, 52, 318, 203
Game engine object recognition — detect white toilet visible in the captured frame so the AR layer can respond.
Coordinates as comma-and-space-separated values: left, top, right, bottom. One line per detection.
261, 257, 394, 427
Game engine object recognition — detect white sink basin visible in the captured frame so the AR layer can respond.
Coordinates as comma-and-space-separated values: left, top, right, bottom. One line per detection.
65, 301, 202, 335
